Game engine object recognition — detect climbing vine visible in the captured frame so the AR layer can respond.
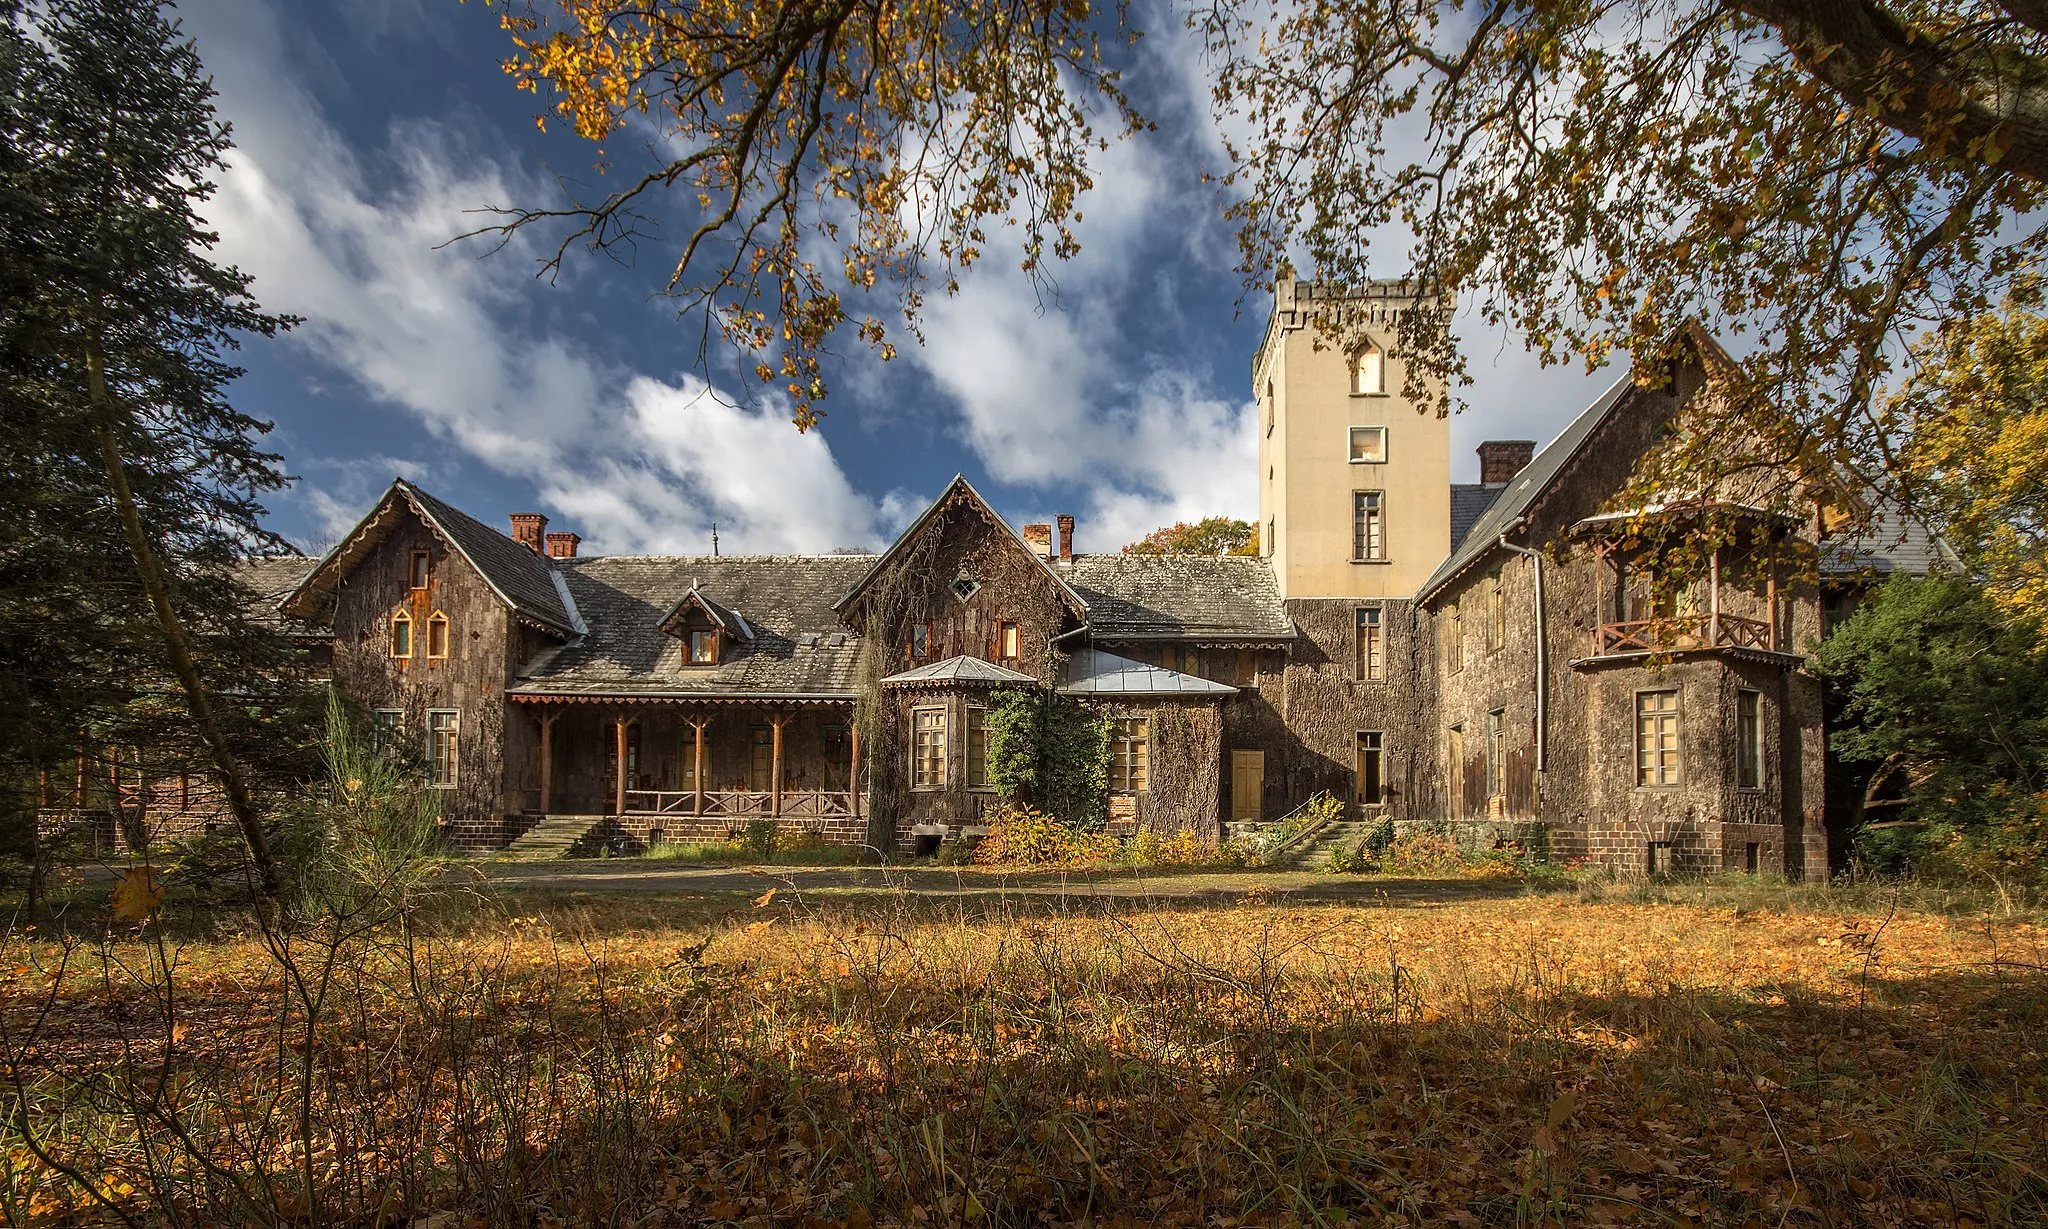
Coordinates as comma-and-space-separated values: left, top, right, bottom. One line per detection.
985, 687, 1110, 829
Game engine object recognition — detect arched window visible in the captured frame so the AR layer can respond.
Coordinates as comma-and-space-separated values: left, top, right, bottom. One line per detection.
389, 610, 414, 659
426, 610, 450, 659
1351, 343, 1384, 395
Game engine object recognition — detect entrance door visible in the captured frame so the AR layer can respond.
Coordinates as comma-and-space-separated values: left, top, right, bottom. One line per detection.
1230, 750, 1264, 822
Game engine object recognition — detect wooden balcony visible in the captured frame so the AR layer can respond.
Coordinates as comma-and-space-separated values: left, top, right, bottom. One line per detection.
621, 788, 859, 818
1592, 612, 1774, 656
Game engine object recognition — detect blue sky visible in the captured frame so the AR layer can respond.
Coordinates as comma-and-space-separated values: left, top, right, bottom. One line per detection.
182, 0, 1617, 556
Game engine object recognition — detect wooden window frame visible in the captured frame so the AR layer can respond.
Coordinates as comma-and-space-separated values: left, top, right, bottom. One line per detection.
1486, 709, 1506, 799
998, 620, 1020, 662
425, 610, 450, 660
911, 706, 947, 790
1347, 425, 1388, 464
426, 709, 459, 790
1355, 607, 1384, 681
1351, 491, 1386, 563
373, 708, 404, 755
1647, 841, 1673, 876
409, 550, 431, 591
688, 627, 720, 665
1356, 731, 1385, 805
1445, 601, 1464, 673
389, 609, 414, 659
1109, 717, 1150, 793
1735, 689, 1764, 791
1634, 689, 1682, 789
909, 622, 934, 665
1446, 725, 1465, 819
1486, 568, 1507, 651
966, 706, 992, 791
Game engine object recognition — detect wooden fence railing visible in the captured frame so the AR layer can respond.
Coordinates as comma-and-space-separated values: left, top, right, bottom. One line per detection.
1592, 613, 1774, 655
619, 789, 858, 819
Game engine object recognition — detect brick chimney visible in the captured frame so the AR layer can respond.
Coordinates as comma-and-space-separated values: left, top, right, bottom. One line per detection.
1477, 440, 1537, 486
544, 531, 581, 559
1022, 523, 1053, 560
509, 512, 548, 554
1056, 514, 1076, 564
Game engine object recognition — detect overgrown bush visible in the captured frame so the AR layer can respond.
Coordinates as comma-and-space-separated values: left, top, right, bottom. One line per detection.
984, 689, 1112, 829
1385, 831, 1464, 876
1118, 829, 1215, 868
973, 804, 1116, 866
1324, 841, 1376, 874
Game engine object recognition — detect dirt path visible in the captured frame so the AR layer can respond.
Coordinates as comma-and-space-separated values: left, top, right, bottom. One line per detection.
470, 859, 1532, 907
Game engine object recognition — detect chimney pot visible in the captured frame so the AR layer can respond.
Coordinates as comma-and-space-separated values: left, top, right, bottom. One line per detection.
509, 512, 548, 554
1477, 440, 1537, 486
1022, 523, 1053, 559
544, 531, 581, 559
1056, 514, 1076, 564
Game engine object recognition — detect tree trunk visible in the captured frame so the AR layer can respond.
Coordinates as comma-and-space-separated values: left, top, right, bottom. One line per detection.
86, 338, 279, 894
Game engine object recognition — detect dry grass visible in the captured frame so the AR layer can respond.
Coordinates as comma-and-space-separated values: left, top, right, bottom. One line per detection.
4, 882, 2045, 1226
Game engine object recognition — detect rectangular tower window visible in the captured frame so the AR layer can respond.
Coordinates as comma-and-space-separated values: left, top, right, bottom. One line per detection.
1356, 732, 1384, 805
426, 710, 459, 789
1355, 607, 1383, 680
1348, 426, 1388, 464
1636, 690, 1681, 787
1265, 517, 1275, 558
1736, 689, 1764, 789
1352, 491, 1385, 561
912, 708, 947, 789
1110, 718, 1150, 792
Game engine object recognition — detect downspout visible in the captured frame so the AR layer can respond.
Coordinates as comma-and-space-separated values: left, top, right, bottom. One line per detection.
1496, 519, 1548, 777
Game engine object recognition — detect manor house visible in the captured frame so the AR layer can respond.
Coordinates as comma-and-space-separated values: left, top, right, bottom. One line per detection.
234, 281, 1937, 876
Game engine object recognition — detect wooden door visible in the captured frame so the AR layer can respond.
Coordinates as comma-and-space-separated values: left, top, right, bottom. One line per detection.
1230, 750, 1264, 822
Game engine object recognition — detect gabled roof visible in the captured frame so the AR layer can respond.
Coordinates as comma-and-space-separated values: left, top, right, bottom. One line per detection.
880, 655, 1039, 687
833, 475, 1089, 619
657, 583, 756, 641
510, 555, 873, 699
1066, 554, 1293, 641
1056, 648, 1237, 697
234, 556, 323, 637
1822, 500, 1959, 579
1419, 373, 1635, 604
283, 479, 578, 636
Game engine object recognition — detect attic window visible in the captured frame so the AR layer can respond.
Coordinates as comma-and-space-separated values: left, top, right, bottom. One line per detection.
389, 610, 413, 659
688, 628, 719, 665
951, 576, 981, 603
409, 551, 430, 590
425, 611, 450, 659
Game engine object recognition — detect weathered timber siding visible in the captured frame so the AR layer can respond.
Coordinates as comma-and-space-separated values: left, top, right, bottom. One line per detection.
1086, 698, 1224, 839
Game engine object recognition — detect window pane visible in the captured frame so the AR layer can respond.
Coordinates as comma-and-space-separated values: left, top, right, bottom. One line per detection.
390, 613, 412, 658
967, 708, 989, 789
1737, 690, 1762, 789
1635, 691, 1680, 786
1353, 492, 1385, 561
1349, 426, 1386, 463
913, 708, 946, 788
427, 710, 458, 788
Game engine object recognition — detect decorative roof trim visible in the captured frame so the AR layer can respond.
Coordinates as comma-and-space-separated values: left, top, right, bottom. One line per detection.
880, 654, 1040, 688
657, 583, 756, 642
832, 475, 1090, 619
506, 690, 857, 705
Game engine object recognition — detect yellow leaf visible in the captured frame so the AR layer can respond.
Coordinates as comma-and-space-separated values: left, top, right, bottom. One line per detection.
1547, 1088, 1578, 1129
752, 887, 777, 909
111, 866, 164, 924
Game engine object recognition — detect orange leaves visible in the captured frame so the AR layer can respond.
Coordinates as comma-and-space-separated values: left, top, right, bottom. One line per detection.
110, 865, 163, 924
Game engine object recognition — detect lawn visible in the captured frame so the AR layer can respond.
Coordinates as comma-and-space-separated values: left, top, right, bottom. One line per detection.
3, 876, 2044, 1225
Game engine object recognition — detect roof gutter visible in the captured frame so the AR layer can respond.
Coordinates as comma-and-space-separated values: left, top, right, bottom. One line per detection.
1496, 518, 1548, 777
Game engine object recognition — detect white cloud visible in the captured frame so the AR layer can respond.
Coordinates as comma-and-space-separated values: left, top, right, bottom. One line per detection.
183, 0, 885, 554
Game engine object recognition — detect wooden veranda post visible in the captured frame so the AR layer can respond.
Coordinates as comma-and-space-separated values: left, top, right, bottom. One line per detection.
537, 708, 558, 814
770, 712, 785, 817
692, 716, 707, 817
849, 717, 861, 821
1766, 557, 1779, 651
613, 714, 630, 816
1709, 546, 1721, 641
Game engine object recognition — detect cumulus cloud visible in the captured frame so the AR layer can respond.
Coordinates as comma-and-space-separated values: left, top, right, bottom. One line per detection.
182, 0, 886, 553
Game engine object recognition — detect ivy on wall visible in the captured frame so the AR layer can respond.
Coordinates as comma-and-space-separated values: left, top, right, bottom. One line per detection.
985, 687, 1111, 829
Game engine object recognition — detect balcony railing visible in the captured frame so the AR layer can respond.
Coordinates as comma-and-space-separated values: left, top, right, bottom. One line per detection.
1592, 612, 1774, 656
621, 788, 858, 818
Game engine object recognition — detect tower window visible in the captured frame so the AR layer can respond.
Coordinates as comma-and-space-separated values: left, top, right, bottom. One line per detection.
388, 610, 414, 659
1352, 491, 1385, 561
1348, 426, 1388, 463
1351, 344, 1384, 395
1355, 607, 1383, 681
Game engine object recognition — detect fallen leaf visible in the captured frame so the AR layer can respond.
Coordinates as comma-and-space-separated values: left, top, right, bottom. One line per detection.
110, 866, 164, 924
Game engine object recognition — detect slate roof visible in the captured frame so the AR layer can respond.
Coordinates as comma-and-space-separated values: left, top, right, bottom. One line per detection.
1450, 484, 1505, 551
234, 557, 322, 635
1065, 555, 1293, 642
510, 555, 875, 699
1822, 501, 1957, 579
1419, 373, 1635, 603
880, 656, 1038, 687
836, 474, 1089, 618
1057, 649, 1237, 697
398, 481, 578, 635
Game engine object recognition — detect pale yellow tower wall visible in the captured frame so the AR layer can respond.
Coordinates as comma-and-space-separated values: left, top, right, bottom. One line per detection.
1255, 280, 1451, 600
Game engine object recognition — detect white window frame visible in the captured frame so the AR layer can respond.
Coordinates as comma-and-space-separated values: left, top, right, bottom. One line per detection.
1350, 344, 1385, 395
1352, 491, 1386, 562
426, 709, 459, 790
1355, 607, 1384, 681
1347, 425, 1388, 464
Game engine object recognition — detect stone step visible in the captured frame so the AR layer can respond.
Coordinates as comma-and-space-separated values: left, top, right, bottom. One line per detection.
495, 814, 606, 860
1285, 819, 1375, 869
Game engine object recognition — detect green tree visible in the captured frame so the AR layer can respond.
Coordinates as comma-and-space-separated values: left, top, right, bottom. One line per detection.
1122, 517, 1259, 556
1816, 576, 2048, 882
0, 0, 306, 884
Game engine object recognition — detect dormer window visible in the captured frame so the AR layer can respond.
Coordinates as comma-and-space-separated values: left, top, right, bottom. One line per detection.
409, 550, 430, 590
1351, 343, 1384, 395
426, 611, 450, 659
688, 628, 719, 665
389, 610, 414, 659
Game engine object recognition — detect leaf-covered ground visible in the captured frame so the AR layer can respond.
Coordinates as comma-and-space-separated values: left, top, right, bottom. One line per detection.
4, 884, 2045, 1225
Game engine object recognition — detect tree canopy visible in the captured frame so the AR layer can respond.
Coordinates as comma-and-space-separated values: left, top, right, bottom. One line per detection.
491, 0, 2048, 558
1121, 517, 1259, 556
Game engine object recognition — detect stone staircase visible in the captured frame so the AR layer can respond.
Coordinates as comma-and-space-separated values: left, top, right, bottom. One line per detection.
1282, 819, 1374, 870
495, 814, 605, 860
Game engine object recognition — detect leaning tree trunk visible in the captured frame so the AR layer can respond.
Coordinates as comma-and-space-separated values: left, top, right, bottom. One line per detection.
85, 338, 280, 895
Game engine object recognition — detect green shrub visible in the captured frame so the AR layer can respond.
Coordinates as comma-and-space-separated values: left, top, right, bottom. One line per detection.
741, 818, 777, 862
1361, 815, 1396, 856
1324, 841, 1377, 874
